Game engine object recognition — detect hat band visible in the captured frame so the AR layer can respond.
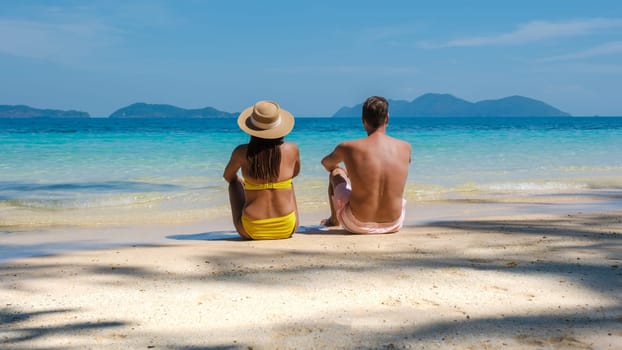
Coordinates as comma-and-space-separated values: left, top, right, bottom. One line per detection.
251, 115, 281, 130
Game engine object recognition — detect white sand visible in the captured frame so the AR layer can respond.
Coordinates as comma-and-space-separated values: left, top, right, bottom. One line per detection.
1, 204, 621, 349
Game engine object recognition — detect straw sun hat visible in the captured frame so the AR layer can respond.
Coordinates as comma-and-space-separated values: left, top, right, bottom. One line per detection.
237, 101, 295, 139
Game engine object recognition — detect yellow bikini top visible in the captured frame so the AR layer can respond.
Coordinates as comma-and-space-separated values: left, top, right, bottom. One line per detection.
244, 178, 293, 191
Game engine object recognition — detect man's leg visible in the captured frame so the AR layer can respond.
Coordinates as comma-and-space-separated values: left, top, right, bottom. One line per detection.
322, 167, 349, 226
228, 177, 252, 239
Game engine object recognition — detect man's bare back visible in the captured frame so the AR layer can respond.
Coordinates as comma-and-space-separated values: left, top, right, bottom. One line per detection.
321, 96, 411, 233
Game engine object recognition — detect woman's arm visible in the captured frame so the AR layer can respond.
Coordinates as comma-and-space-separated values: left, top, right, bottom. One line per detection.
292, 144, 301, 178
223, 145, 245, 183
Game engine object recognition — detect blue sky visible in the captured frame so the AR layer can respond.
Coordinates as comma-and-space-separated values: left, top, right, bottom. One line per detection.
1, 0, 621, 116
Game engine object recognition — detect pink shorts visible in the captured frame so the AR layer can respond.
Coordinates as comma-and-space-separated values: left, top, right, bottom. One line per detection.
332, 183, 406, 234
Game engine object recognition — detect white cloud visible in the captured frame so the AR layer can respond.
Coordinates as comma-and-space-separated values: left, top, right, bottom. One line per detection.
425, 18, 622, 48
0, 18, 122, 64
538, 41, 622, 62
560, 62, 622, 74
267, 65, 418, 75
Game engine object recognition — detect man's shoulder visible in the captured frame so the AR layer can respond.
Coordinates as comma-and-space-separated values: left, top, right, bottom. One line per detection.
335, 139, 357, 149
386, 135, 411, 148
338, 138, 369, 152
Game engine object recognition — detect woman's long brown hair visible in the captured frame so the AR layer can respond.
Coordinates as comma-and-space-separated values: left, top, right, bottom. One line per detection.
246, 136, 283, 180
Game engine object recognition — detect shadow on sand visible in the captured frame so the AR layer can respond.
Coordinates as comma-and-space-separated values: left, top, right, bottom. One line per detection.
1, 212, 620, 349
165, 225, 351, 242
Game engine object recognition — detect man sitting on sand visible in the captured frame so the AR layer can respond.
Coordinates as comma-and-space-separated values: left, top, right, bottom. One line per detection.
321, 96, 411, 234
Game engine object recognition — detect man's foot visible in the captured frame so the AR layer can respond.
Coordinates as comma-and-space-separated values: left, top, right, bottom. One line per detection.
320, 217, 338, 227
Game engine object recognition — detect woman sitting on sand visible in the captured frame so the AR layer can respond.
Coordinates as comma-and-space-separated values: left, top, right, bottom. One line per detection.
223, 100, 300, 240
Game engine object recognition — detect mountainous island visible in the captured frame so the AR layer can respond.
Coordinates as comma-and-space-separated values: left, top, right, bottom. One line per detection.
0, 105, 90, 118
332, 94, 570, 117
1, 94, 572, 119
109, 103, 237, 118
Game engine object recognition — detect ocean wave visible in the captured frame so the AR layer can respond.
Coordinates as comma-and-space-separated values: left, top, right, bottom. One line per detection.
483, 181, 589, 192
0, 180, 182, 193
400, 180, 598, 201
2, 192, 171, 209
556, 165, 622, 172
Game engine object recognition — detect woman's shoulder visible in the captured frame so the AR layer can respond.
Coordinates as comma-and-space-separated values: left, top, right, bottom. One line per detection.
281, 141, 300, 152
229, 144, 248, 161
233, 143, 248, 153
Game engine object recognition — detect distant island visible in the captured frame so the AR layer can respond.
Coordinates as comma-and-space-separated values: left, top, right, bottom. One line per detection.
332, 94, 571, 117
0, 105, 90, 118
1, 94, 572, 119
109, 103, 237, 118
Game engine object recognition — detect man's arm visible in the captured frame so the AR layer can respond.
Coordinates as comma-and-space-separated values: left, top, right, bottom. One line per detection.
223, 145, 245, 183
321, 144, 345, 172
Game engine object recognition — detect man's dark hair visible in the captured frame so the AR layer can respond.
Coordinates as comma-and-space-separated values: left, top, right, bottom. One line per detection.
246, 136, 284, 180
362, 96, 389, 129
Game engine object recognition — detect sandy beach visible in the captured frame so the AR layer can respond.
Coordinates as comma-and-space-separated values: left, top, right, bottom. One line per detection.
4, 1, 622, 348
1, 199, 621, 350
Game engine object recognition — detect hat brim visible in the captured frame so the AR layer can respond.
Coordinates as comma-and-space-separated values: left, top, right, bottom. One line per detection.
237, 105, 295, 139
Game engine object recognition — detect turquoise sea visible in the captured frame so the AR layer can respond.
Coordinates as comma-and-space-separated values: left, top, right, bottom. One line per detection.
1, 117, 622, 228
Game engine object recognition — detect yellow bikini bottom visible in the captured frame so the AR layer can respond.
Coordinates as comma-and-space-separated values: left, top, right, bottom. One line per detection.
241, 211, 296, 240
